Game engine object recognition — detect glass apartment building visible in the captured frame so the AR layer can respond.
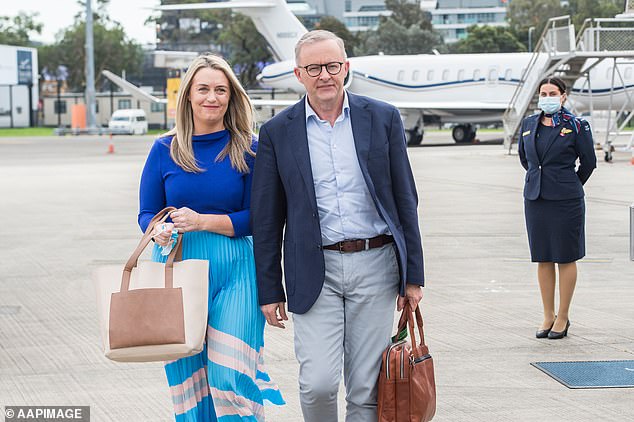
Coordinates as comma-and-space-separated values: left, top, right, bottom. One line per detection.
431, 0, 508, 43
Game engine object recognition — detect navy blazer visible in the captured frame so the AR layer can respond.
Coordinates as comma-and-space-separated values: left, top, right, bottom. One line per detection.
518, 111, 596, 200
251, 92, 425, 314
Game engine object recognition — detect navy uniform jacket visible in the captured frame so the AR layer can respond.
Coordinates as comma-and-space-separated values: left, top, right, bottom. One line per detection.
251, 92, 425, 315
518, 110, 596, 200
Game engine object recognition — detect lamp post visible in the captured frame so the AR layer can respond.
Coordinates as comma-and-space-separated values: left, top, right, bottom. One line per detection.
528, 26, 535, 52
85, 0, 97, 131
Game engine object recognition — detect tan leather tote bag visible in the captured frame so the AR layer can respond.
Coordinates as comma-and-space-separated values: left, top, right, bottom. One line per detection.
378, 304, 437, 422
94, 207, 209, 362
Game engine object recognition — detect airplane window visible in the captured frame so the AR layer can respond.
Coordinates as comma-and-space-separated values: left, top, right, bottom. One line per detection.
413, 70, 419, 81
398, 70, 404, 81
488, 69, 498, 81
427, 70, 434, 80
473, 69, 481, 80
442, 69, 449, 81
625, 67, 632, 79
505, 69, 512, 80
457, 69, 464, 80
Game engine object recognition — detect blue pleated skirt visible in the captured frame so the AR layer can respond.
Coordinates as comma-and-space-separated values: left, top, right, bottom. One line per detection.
152, 231, 285, 422
524, 197, 585, 263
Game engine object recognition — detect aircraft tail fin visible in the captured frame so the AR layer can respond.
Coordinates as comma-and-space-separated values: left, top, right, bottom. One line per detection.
154, 0, 306, 62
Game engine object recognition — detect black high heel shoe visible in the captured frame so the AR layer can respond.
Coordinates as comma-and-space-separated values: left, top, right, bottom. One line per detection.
548, 320, 570, 339
536, 321, 554, 339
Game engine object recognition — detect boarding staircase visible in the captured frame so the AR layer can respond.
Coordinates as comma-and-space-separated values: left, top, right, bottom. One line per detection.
503, 16, 634, 157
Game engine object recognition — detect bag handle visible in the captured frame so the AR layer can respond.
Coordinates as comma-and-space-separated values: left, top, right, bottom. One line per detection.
163, 233, 183, 289
404, 304, 427, 360
123, 207, 176, 273
119, 207, 181, 293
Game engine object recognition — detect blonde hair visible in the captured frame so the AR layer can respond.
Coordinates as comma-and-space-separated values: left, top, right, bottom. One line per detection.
163, 54, 255, 173
295, 30, 347, 65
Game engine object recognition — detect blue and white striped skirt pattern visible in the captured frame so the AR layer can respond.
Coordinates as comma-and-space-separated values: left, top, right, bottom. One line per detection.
152, 231, 285, 421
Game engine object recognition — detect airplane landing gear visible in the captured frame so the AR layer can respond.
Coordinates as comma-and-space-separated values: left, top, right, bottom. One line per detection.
452, 124, 476, 143
407, 125, 424, 146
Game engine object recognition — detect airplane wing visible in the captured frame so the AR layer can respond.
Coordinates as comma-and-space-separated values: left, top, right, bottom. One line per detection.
102, 70, 167, 104
154, 1, 275, 11
388, 101, 508, 111
249, 99, 508, 111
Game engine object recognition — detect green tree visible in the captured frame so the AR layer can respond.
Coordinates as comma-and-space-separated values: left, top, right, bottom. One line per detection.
218, 13, 272, 89
384, 0, 432, 31
38, 14, 142, 91
567, 0, 623, 28
355, 17, 444, 55
507, 0, 564, 49
449, 25, 526, 53
75, 0, 112, 22
354, 0, 444, 55
314, 16, 358, 56
0, 12, 43, 46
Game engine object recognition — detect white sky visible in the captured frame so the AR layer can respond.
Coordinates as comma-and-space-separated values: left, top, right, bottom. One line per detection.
3, 0, 161, 45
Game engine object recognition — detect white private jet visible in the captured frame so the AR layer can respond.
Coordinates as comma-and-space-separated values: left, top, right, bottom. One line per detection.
155, 0, 634, 144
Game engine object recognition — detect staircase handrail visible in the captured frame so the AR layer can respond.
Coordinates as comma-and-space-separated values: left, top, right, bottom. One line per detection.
503, 16, 574, 149
506, 16, 572, 116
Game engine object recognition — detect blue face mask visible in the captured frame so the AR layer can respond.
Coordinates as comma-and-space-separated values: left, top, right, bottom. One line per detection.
538, 96, 562, 115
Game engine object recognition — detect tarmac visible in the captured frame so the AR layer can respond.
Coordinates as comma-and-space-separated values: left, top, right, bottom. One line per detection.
0, 132, 633, 422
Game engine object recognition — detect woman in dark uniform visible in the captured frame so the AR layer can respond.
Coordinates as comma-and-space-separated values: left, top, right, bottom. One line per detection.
518, 77, 596, 340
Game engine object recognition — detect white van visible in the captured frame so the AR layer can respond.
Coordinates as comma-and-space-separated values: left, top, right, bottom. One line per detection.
108, 109, 148, 135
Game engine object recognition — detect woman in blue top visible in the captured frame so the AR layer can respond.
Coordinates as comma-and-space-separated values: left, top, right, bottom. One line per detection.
518, 77, 596, 340
138, 54, 284, 421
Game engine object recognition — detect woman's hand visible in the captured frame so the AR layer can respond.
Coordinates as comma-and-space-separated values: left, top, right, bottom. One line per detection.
152, 222, 175, 246
170, 207, 201, 233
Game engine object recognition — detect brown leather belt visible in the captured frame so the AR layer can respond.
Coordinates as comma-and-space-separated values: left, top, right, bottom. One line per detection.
323, 234, 393, 253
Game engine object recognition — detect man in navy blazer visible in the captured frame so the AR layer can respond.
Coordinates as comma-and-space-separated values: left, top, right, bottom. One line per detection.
251, 30, 425, 422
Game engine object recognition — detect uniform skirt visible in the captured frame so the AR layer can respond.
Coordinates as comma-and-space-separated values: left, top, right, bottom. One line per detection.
524, 197, 585, 263
152, 231, 285, 421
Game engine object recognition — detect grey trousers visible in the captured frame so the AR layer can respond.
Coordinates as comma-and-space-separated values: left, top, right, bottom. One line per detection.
293, 244, 400, 422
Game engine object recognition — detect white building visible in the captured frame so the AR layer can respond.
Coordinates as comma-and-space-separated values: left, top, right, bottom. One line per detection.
0, 44, 39, 128
431, 0, 508, 43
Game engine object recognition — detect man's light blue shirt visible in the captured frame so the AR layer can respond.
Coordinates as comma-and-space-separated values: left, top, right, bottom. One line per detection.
305, 93, 390, 245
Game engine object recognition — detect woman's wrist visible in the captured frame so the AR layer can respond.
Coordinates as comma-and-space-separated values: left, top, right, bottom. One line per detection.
191, 213, 234, 236
196, 213, 209, 231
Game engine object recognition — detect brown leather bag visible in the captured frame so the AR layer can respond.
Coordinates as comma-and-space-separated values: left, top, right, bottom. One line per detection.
377, 304, 436, 422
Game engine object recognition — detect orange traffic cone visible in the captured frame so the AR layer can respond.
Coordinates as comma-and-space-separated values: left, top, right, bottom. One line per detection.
108, 133, 115, 154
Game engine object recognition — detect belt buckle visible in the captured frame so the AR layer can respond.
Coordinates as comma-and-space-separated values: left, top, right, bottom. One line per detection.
364, 238, 370, 251
338, 241, 345, 253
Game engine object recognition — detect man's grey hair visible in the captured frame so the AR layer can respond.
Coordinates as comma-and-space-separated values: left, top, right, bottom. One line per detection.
294, 30, 347, 65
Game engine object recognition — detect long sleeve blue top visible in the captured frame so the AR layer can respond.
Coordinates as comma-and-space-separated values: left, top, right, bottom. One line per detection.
138, 129, 256, 237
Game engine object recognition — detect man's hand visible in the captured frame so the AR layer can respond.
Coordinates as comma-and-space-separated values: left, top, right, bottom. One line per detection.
261, 302, 288, 329
397, 283, 423, 312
